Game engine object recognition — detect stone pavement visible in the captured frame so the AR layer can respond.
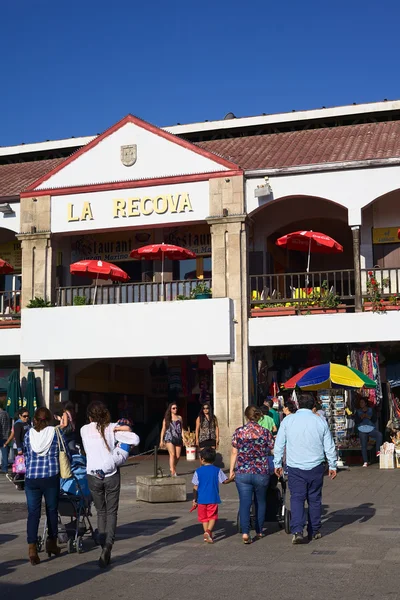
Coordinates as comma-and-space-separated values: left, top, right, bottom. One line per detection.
1, 457, 400, 600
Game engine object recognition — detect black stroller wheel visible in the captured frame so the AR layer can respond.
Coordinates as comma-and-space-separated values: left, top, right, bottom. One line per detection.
36, 536, 43, 553
284, 508, 291, 534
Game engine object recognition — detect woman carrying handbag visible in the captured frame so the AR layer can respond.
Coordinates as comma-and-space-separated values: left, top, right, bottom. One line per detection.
24, 407, 71, 565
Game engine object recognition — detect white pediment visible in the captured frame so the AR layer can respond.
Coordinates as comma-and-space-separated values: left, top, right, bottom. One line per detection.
33, 116, 236, 191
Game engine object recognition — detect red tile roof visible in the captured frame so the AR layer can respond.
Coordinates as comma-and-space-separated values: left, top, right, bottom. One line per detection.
0, 158, 65, 198
1, 121, 400, 199
197, 121, 400, 170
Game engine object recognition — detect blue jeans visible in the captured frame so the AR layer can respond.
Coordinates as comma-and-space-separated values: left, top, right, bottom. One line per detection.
359, 429, 382, 464
25, 476, 59, 544
0, 439, 9, 473
235, 473, 270, 535
288, 463, 325, 535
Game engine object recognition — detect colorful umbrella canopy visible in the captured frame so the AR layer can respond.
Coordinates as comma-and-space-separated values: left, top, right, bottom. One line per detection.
5, 369, 22, 417
129, 243, 196, 261
130, 244, 196, 300
23, 371, 38, 418
70, 260, 130, 282
70, 260, 130, 305
0, 259, 14, 274
282, 363, 377, 391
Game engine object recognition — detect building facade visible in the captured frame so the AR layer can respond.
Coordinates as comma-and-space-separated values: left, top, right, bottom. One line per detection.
1, 100, 400, 456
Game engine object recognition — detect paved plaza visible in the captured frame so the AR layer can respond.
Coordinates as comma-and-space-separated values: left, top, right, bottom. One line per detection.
1, 457, 399, 600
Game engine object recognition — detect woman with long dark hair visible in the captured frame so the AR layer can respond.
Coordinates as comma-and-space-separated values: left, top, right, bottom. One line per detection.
24, 407, 70, 565
80, 401, 131, 568
159, 403, 183, 476
55, 401, 76, 452
195, 403, 219, 450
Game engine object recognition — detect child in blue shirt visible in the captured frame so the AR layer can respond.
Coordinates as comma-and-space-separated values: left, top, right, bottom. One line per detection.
192, 447, 229, 543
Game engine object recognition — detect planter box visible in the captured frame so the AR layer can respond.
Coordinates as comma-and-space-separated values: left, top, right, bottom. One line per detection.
299, 304, 347, 315
136, 475, 187, 503
363, 301, 400, 312
251, 307, 296, 317
194, 293, 212, 300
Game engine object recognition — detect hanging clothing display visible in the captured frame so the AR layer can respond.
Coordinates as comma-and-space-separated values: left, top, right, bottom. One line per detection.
350, 349, 383, 406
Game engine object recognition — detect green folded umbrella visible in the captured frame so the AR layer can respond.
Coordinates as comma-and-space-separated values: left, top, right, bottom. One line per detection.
6, 369, 22, 417
23, 371, 38, 418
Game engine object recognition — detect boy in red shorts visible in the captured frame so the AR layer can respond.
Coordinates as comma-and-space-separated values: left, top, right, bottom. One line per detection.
192, 447, 229, 543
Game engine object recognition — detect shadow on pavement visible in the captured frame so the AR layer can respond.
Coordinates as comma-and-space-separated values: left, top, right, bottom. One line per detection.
0, 534, 17, 546
320, 502, 376, 536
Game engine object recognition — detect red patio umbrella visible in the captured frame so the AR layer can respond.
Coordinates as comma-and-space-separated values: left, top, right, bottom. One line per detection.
130, 243, 196, 299
70, 259, 130, 304
0, 259, 14, 275
276, 230, 343, 277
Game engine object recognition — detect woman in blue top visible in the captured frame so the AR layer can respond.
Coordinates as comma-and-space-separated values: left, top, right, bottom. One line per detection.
356, 398, 382, 467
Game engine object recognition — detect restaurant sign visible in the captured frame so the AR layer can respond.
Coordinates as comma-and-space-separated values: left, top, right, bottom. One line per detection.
71, 230, 154, 262
372, 227, 400, 244
164, 225, 211, 256
51, 180, 209, 233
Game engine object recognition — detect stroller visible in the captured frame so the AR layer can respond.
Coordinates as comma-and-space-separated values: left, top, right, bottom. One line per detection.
236, 457, 291, 534
37, 454, 96, 555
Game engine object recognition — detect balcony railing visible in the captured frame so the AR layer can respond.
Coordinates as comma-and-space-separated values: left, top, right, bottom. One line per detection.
250, 270, 355, 311
0, 290, 21, 327
361, 268, 400, 298
56, 279, 212, 306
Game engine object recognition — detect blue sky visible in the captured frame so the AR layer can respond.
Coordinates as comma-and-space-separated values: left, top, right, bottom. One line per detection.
1, 0, 400, 146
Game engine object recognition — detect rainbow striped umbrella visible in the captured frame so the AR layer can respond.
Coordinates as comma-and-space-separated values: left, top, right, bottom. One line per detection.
283, 363, 376, 391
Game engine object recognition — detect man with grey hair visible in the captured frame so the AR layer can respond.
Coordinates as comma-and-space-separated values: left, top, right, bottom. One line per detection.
274, 393, 337, 545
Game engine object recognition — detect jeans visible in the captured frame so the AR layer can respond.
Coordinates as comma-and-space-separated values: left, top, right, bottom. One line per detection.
359, 429, 383, 463
288, 463, 325, 535
88, 471, 121, 547
0, 439, 9, 473
235, 472, 270, 535
25, 475, 59, 544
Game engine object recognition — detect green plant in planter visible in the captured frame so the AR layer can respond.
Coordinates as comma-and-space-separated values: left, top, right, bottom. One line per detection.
176, 294, 190, 301
191, 281, 212, 298
73, 295, 89, 306
318, 281, 340, 309
26, 297, 53, 308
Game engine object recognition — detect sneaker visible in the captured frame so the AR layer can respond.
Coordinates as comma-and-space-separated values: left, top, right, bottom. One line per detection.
376, 451, 381, 457
362, 462, 368, 468
292, 532, 304, 545
313, 531, 322, 540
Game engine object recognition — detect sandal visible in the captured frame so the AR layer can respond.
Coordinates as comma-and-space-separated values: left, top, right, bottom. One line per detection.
256, 532, 266, 539
204, 531, 213, 543
242, 535, 252, 544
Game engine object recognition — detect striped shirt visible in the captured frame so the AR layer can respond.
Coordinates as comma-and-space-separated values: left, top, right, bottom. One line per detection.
24, 428, 70, 479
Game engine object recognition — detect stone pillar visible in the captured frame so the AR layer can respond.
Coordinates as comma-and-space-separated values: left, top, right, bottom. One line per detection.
207, 175, 249, 461
352, 226, 362, 312
18, 194, 56, 409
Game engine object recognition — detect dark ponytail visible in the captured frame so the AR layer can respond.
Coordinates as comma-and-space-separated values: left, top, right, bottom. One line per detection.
87, 401, 111, 451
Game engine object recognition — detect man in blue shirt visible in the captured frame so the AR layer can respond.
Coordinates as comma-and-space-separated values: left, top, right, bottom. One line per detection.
274, 394, 337, 545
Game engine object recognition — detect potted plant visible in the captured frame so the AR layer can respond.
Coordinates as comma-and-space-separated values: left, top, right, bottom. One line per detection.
73, 295, 89, 306
191, 281, 212, 300
251, 302, 297, 317
182, 428, 197, 461
363, 271, 391, 312
299, 281, 346, 314
26, 297, 53, 308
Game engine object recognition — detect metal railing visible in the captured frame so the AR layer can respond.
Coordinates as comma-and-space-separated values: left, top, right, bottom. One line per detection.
0, 290, 21, 325
361, 268, 400, 298
56, 279, 212, 306
250, 270, 355, 308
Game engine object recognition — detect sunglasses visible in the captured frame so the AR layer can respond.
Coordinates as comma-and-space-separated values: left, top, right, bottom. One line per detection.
203, 407, 210, 410
22, 414, 29, 418
171, 407, 178, 410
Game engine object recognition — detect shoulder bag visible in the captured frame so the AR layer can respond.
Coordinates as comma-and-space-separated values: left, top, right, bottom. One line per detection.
55, 427, 72, 479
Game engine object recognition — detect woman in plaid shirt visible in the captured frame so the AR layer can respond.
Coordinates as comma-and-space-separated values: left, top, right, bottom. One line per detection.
24, 407, 70, 565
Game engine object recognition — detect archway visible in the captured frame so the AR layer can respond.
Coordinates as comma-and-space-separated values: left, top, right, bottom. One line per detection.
250, 196, 351, 275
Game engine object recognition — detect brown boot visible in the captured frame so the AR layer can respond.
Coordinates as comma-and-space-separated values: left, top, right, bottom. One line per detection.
46, 537, 61, 558
28, 543, 40, 565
